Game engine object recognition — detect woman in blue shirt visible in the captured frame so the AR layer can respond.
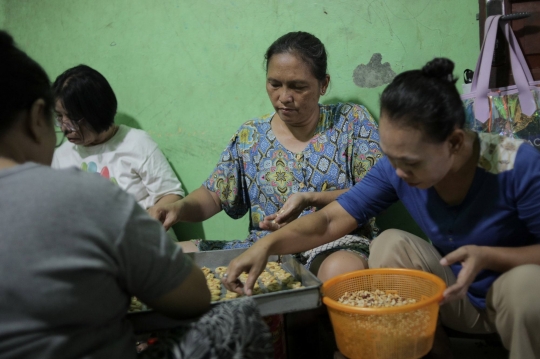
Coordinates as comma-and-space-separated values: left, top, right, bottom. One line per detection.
224, 58, 540, 359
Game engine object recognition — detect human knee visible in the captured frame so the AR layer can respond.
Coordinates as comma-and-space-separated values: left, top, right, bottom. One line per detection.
492, 264, 540, 318
317, 251, 367, 282
369, 229, 411, 268
178, 241, 199, 253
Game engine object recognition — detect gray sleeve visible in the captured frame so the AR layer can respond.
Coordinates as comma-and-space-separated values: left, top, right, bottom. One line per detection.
115, 203, 193, 302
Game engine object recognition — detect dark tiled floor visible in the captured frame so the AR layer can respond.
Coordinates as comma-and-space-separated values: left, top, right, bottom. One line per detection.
450, 338, 507, 359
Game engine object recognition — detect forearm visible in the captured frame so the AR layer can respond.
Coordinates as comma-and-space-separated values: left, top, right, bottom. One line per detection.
148, 195, 183, 219
146, 263, 211, 319
154, 194, 182, 206
303, 189, 349, 209
176, 186, 222, 222
481, 244, 540, 273
256, 201, 357, 255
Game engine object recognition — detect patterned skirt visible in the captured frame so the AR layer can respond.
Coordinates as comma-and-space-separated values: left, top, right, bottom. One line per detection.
139, 297, 273, 359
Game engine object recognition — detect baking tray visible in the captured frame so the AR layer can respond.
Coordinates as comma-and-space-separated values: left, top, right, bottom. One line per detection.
127, 248, 322, 333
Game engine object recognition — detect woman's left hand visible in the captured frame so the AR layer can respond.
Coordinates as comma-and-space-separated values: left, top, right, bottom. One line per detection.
440, 245, 486, 305
258, 193, 310, 231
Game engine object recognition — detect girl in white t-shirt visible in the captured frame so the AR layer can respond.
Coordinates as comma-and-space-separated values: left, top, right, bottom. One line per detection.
51, 65, 185, 218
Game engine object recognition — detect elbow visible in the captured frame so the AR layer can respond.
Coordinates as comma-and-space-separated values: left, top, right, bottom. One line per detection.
163, 288, 211, 320
179, 277, 212, 319
147, 266, 212, 320
194, 287, 212, 316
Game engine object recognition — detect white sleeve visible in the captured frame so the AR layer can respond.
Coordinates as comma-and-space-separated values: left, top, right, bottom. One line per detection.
138, 146, 185, 209
51, 152, 60, 169
51, 146, 67, 169
51, 143, 78, 170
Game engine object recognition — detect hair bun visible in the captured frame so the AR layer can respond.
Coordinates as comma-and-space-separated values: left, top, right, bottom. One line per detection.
0, 31, 15, 49
421, 57, 456, 83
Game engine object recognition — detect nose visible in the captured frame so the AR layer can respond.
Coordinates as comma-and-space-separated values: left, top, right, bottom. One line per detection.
58, 119, 68, 129
395, 167, 410, 180
58, 120, 71, 132
278, 87, 293, 104
58, 115, 78, 132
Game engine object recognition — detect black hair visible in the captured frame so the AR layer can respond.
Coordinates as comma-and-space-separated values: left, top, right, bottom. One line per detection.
264, 31, 328, 82
0, 30, 53, 136
52, 65, 117, 134
379, 57, 465, 143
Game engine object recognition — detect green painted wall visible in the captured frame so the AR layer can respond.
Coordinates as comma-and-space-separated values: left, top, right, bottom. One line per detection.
3, 0, 480, 241
0, 1, 5, 28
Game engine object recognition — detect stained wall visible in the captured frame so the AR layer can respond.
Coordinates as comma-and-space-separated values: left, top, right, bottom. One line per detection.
2, 0, 480, 240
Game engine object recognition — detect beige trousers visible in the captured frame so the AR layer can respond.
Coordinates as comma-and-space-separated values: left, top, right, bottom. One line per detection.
368, 229, 540, 359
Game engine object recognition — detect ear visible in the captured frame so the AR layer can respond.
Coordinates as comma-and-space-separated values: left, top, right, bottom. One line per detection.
25, 99, 50, 144
320, 74, 330, 95
447, 128, 465, 154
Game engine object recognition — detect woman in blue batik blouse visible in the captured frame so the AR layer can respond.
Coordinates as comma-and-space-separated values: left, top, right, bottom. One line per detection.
151, 31, 383, 281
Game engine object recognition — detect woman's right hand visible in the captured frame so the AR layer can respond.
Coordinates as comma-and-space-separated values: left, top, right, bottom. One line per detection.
148, 201, 181, 231
149, 186, 223, 228
223, 241, 270, 296
259, 193, 310, 231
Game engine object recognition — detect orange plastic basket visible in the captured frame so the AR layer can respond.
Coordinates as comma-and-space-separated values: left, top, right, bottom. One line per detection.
322, 268, 446, 359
